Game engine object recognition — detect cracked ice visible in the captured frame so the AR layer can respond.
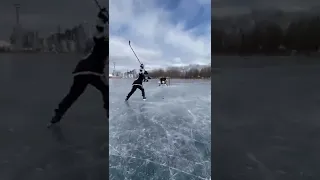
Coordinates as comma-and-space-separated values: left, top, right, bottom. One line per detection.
109, 79, 211, 180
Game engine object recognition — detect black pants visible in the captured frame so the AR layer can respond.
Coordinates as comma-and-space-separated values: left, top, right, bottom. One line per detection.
55, 74, 108, 118
126, 85, 145, 99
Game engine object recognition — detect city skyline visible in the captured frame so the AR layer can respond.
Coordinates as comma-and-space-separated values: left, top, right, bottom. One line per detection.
1, 23, 91, 53
0, 0, 108, 40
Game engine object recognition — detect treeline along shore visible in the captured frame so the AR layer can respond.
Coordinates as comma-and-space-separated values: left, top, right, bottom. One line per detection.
148, 65, 211, 79
212, 16, 320, 56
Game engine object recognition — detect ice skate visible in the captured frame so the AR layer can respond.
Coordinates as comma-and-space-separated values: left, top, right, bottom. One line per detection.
47, 114, 62, 128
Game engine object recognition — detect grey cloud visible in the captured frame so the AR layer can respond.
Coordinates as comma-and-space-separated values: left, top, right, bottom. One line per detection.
212, 0, 320, 17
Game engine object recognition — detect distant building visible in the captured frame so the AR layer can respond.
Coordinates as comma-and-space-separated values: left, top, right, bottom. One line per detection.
0, 40, 12, 51
41, 38, 49, 52
10, 25, 24, 50
10, 28, 42, 51
73, 24, 87, 52
33, 31, 40, 50
59, 40, 66, 52
45, 34, 54, 51
43, 24, 89, 53
69, 40, 76, 52
23, 31, 34, 49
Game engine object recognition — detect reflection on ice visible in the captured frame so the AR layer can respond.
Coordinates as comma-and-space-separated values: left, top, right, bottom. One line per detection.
109, 79, 211, 180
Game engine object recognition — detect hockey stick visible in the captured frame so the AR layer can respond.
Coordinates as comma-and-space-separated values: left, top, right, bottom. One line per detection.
93, 0, 109, 21
128, 41, 142, 64
93, 0, 102, 9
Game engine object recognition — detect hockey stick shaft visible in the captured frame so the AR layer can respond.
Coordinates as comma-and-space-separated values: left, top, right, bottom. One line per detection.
128, 41, 142, 64
94, 0, 102, 9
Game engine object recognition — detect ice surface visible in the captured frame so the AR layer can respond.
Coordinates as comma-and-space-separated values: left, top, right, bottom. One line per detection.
109, 79, 211, 180
213, 60, 320, 180
0, 54, 108, 180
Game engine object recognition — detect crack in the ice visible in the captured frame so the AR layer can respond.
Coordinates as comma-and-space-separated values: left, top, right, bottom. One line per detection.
110, 144, 209, 166
110, 153, 208, 180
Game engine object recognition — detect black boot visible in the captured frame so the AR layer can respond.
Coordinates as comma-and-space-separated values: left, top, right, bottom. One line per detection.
47, 112, 62, 128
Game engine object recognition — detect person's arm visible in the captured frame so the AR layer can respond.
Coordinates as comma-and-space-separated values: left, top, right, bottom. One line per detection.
93, 8, 108, 76
94, 8, 108, 42
145, 70, 151, 79
143, 70, 151, 81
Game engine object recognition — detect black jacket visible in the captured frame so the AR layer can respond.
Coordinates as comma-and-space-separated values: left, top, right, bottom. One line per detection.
72, 36, 108, 75
133, 72, 146, 85
72, 9, 108, 76
160, 77, 167, 82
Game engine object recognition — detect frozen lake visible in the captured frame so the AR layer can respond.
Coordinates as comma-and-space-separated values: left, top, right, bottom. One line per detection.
0, 54, 108, 180
213, 56, 320, 180
109, 79, 211, 180
0, 53, 211, 180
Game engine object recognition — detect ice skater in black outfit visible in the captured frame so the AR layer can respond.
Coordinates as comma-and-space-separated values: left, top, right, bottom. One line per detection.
125, 64, 150, 101
48, 8, 109, 128
159, 77, 167, 86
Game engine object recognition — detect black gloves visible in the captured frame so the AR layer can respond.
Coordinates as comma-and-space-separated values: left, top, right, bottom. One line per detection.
98, 7, 108, 24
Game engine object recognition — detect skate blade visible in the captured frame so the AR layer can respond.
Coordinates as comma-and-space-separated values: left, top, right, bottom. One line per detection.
47, 122, 58, 128
47, 123, 53, 128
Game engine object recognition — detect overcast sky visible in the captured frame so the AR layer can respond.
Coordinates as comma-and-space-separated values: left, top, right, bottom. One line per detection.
0, 0, 108, 40
212, 0, 320, 17
109, 0, 211, 71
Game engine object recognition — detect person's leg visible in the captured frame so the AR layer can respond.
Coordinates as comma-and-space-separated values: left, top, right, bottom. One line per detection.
137, 85, 146, 99
126, 85, 138, 100
89, 76, 109, 118
52, 75, 89, 123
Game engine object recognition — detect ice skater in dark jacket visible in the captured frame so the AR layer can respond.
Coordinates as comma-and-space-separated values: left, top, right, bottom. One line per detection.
48, 8, 109, 128
125, 64, 150, 101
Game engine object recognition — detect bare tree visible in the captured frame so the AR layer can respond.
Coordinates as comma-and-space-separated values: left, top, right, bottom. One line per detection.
148, 65, 211, 79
